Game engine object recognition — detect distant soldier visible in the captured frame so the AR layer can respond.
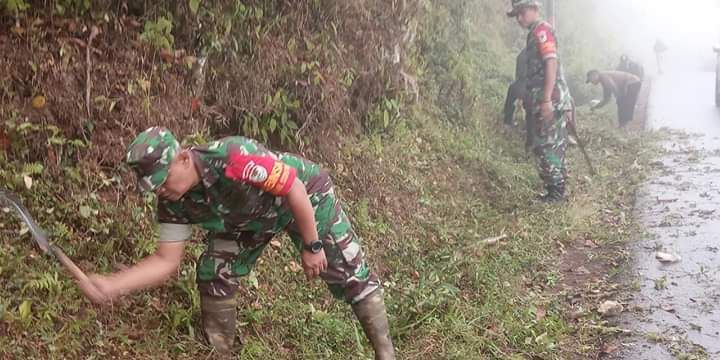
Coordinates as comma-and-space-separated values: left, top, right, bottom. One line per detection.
587, 70, 642, 127
654, 39, 668, 75
507, 0, 573, 202
502, 47, 535, 150
715, 45, 720, 107
617, 54, 644, 80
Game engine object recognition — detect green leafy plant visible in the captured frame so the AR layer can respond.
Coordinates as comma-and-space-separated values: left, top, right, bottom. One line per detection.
2, 0, 30, 15
140, 17, 175, 50
17, 300, 32, 324
340, 68, 356, 89
300, 60, 324, 85
4, 121, 88, 166
242, 89, 300, 144
182, 130, 210, 146
54, 0, 90, 16
189, 0, 201, 15
365, 97, 401, 134
23, 272, 64, 298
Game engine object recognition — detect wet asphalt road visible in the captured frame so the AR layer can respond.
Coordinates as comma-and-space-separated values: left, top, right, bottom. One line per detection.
618, 71, 720, 359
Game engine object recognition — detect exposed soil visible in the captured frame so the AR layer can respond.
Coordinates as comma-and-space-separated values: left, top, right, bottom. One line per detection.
554, 74, 654, 359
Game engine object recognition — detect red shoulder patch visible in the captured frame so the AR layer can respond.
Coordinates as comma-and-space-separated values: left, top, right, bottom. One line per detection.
225, 151, 297, 196
533, 22, 557, 59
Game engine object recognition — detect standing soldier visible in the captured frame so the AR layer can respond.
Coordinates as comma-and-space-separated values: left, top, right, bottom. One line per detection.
714, 45, 720, 107
617, 54, 645, 80
502, 47, 535, 151
76, 127, 396, 359
654, 39, 668, 75
507, 0, 573, 202
586, 69, 642, 127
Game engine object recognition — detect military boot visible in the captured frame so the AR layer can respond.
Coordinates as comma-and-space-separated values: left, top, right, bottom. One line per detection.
200, 295, 238, 356
352, 290, 396, 360
537, 183, 565, 203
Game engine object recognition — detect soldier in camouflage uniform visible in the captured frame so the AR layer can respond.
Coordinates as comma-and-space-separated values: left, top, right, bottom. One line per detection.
76, 127, 395, 359
507, 0, 573, 202
503, 47, 535, 151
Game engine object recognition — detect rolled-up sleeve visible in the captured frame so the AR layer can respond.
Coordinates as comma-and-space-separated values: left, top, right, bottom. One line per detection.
156, 198, 191, 242
158, 223, 192, 242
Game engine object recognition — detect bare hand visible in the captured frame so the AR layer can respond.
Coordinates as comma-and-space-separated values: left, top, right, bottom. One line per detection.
540, 101, 554, 124
301, 249, 328, 280
77, 274, 116, 305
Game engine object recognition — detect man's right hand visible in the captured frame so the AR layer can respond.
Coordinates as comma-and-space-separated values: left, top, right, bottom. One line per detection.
77, 274, 112, 304
540, 101, 554, 124
301, 248, 328, 280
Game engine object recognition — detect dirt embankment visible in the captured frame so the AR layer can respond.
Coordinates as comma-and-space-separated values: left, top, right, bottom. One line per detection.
1, 16, 202, 168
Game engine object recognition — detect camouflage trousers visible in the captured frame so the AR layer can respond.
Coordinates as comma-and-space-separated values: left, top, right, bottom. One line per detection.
195, 187, 380, 305
532, 109, 568, 190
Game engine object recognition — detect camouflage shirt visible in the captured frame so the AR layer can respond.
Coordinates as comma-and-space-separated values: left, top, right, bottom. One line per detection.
156, 137, 330, 242
525, 20, 573, 111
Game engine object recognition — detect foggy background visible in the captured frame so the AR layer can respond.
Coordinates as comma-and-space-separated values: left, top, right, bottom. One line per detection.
590, 0, 720, 73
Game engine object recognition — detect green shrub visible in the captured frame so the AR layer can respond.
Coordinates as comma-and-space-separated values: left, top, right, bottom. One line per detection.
2, 0, 30, 15
141, 16, 175, 50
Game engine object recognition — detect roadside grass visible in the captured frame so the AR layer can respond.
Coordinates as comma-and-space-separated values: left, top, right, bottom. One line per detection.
0, 105, 659, 359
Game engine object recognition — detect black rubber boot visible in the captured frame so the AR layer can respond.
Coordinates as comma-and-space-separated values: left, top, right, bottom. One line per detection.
536, 183, 566, 203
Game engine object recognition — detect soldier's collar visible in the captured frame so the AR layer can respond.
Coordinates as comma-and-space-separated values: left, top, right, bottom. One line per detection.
529, 20, 543, 31
189, 148, 220, 189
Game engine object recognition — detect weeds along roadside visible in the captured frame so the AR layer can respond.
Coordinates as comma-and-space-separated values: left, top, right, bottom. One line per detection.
0, 103, 660, 359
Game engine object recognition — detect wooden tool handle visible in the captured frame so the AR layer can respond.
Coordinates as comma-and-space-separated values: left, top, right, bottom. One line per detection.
49, 244, 97, 290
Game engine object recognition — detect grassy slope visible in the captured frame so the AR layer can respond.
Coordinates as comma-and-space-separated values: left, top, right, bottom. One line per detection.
0, 113, 656, 360
0, 1, 656, 359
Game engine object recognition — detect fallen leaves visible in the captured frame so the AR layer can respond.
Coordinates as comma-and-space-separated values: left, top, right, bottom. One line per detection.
483, 234, 507, 246
654, 276, 668, 290
190, 97, 201, 114
584, 239, 599, 248
18, 300, 32, 321
159, 49, 193, 65
64, 37, 103, 55
19, 223, 29, 236
31, 95, 46, 109
122, 17, 143, 29
23, 175, 33, 190
79, 205, 98, 218
655, 251, 681, 263
287, 261, 301, 273
600, 342, 619, 355
598, 300, 624, 317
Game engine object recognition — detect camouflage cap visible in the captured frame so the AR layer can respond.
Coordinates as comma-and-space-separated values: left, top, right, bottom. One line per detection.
126, 126, 180, 192
506, 0, 540, 17
586, 69, 600, 83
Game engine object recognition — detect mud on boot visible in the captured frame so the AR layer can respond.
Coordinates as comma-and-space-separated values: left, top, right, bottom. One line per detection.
201, 295, 238, 357
352, 290, 396, 360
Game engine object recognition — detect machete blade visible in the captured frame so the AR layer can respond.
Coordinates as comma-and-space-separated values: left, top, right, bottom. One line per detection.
0, 189, 51, 253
